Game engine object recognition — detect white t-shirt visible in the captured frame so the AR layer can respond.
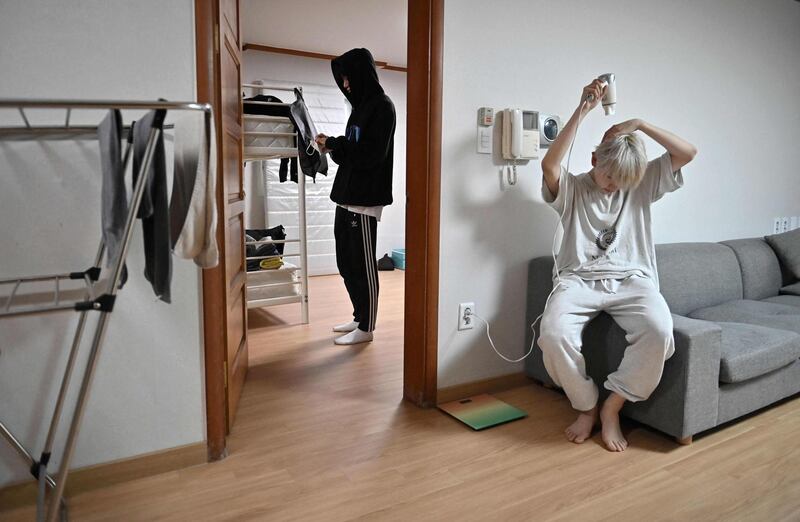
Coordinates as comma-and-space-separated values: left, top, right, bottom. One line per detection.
339, 204, 383, 221
542, 152, 683, 288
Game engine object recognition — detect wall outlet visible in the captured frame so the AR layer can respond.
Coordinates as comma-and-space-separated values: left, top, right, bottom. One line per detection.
781, 217, 791, 233
458, 302, 475, 331
773, 218, 782, 235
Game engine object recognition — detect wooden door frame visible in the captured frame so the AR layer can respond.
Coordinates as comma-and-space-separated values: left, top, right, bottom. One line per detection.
195, 0, 228, 461
196, 0, 444, 460
404, 0, 443, 408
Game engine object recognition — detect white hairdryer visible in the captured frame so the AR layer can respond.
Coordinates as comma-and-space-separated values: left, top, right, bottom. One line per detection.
587, 73, 616, 115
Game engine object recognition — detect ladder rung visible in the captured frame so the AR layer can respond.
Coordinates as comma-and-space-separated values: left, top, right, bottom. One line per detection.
245, 239, 300, 246
244, 131, 296, 137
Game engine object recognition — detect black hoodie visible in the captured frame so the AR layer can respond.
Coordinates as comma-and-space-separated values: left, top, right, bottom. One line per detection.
325, 48, 396, 207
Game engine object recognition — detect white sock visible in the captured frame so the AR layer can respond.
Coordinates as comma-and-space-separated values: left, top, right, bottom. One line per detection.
333, 320, 359, 333
334, 328, 373, 345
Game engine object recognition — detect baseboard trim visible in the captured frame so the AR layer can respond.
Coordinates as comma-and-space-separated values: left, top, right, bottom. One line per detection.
0, 441, 207, 511
437, 372, 531, 404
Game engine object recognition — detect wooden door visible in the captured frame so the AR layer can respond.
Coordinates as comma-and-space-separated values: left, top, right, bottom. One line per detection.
197, 0, 247, 454
217, 0, 247, 432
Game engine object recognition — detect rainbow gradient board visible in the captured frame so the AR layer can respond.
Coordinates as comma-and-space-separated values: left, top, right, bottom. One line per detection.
439, 394, 527, 430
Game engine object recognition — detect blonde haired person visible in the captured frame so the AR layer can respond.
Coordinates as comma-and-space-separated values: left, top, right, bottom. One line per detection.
538, 78, 697, 452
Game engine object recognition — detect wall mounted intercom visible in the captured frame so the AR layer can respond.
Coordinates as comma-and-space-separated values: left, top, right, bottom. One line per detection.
502, 109, 539, 160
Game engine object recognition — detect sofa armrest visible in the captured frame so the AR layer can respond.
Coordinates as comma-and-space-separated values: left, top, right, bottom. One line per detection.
624, 314, 722, 439
524, 257, 557, 384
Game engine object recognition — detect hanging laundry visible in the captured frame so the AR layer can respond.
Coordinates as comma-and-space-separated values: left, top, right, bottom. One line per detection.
97, 109, 128, 287
169, 110, 219, 268
132, 110, 172, 303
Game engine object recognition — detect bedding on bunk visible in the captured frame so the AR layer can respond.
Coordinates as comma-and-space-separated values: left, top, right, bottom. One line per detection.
247, 261, 300, 302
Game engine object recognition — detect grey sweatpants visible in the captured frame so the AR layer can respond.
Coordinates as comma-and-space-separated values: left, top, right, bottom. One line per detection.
537, 275, 675, 411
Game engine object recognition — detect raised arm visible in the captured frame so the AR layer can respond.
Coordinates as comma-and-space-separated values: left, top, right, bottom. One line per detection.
541, 79, 607, 197
603, 119, 698, 171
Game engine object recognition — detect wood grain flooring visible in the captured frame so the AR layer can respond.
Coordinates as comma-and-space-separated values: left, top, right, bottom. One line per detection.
5, 270, 800, 521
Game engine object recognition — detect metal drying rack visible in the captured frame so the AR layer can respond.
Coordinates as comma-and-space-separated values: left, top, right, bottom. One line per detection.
0, 99, 212, 522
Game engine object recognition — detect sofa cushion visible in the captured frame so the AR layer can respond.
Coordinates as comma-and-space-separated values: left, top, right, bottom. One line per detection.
721, 239, 782, 300
763, 295, 800, 308
781, 282, 800, 296
688, 299, 800, 335
765, 228, 800, 280
655, 243, 743, 316
717, 322, 800, 383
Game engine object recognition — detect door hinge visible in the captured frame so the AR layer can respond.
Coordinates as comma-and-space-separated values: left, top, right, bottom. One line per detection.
223, 360, 228, 389
214, 25, 220, 53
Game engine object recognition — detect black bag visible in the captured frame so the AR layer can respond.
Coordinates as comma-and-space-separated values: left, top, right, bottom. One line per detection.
245, 226, 287, 271
377, 253, 395, 271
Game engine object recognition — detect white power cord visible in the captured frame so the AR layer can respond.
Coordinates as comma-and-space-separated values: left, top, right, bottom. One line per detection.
475, 99, 588, 363
467, 308, 541, 363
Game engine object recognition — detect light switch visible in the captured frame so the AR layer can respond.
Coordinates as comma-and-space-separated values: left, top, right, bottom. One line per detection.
477, 126, 492, 154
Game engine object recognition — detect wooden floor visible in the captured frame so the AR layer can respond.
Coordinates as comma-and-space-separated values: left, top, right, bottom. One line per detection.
6, 270, 800, 521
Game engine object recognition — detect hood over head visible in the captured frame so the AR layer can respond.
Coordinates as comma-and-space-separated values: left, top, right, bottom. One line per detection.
331, 48, 384, 106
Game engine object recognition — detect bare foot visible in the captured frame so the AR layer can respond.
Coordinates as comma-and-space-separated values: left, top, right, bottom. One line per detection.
565, 407, 598, 444
600, 394, 628, 452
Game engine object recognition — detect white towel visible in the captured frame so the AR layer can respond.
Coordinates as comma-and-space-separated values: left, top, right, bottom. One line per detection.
170, 110, 219, 268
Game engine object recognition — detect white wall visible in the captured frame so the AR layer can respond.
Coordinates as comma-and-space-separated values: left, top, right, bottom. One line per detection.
242, 51, 408, 264
0, 1, 205, 486
438, 0, 800, 387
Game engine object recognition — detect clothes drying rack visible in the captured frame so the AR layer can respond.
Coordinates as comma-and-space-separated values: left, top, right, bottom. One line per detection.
241, 83, 309, 324
0, 99, 212, 522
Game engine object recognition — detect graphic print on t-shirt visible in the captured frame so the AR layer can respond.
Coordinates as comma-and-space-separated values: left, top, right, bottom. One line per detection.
595, 226, 618, 251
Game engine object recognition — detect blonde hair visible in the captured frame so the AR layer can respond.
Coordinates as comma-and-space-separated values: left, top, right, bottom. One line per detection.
594, 133, 647, 190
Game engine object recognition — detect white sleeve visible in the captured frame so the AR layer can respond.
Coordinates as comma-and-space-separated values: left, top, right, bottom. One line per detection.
643, 152, 684, 202
541, 166, 573, 215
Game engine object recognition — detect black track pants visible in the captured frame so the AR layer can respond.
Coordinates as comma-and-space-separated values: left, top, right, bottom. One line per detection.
334, 206, 379, 332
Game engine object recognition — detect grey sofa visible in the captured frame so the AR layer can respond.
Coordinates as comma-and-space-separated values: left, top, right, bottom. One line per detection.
525, 237, 800, 443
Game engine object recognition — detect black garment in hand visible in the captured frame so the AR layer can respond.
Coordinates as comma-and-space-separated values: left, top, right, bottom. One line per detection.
289, 89, 328, 181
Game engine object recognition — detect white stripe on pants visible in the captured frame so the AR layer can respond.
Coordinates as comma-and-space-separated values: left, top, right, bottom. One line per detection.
537, 275, 675, 411
360, 214, 378, 332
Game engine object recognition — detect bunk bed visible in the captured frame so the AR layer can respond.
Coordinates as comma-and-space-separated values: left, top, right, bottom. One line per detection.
242, 83, 309, 323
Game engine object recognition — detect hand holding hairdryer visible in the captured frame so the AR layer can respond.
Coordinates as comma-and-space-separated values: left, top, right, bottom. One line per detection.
582, 73, 617, 115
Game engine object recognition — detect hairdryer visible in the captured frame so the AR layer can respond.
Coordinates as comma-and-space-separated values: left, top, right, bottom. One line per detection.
587, 73, 616, 115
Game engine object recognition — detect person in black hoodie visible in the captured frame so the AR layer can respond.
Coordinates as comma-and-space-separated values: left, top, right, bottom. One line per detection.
315, 48, 396, 346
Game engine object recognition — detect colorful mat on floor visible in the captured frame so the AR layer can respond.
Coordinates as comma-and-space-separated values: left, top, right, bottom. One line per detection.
439, 394, 527, 430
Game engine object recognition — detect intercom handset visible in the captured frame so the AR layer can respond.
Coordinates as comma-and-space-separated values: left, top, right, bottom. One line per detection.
502, 109, 539, 160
